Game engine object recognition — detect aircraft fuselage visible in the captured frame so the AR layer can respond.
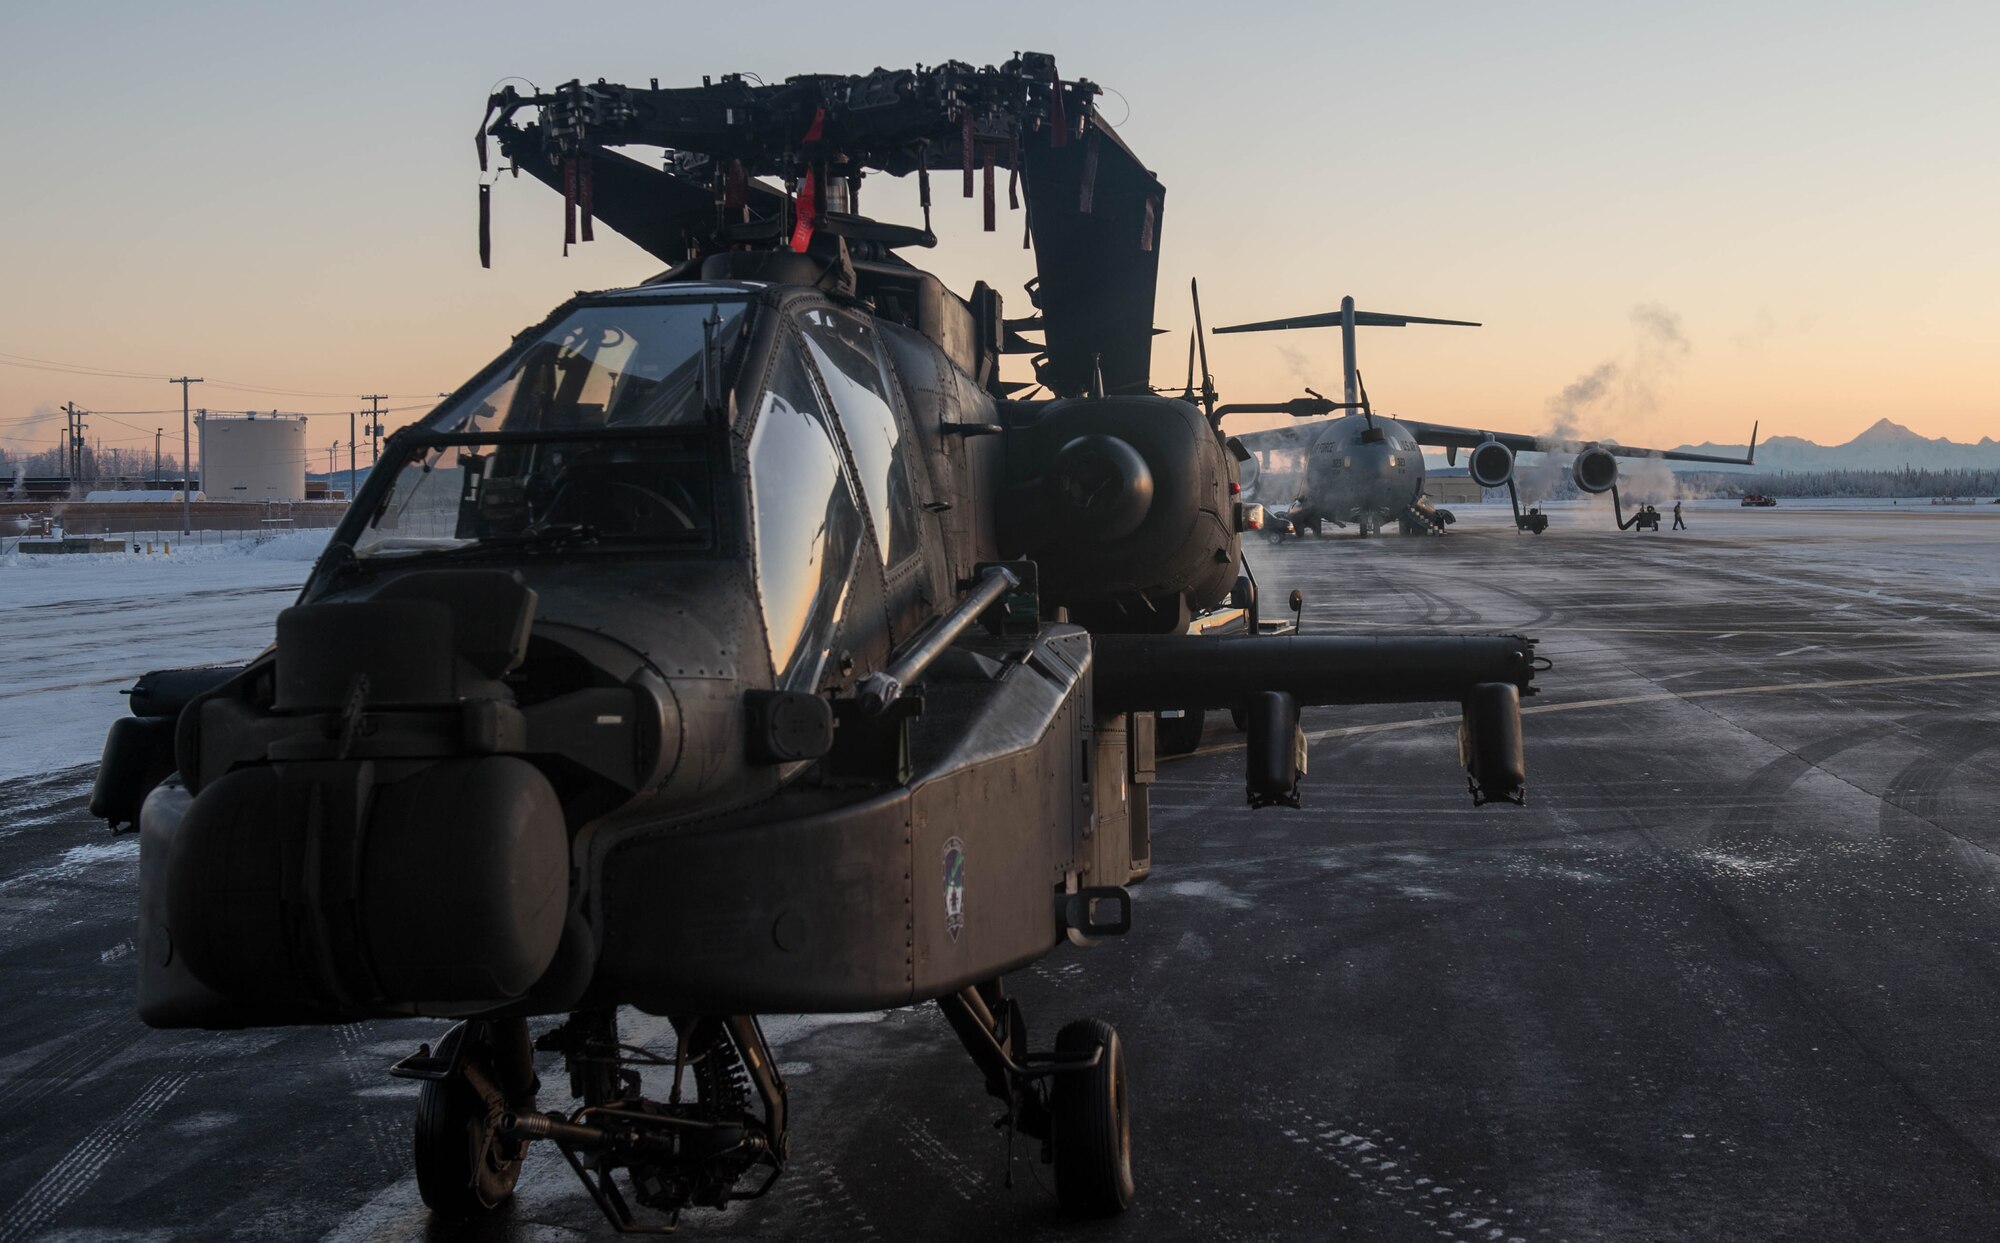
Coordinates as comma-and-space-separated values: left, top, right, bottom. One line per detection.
1300, 413, 1427, 532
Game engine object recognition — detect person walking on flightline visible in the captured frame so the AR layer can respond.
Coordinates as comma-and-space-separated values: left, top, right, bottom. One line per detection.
1672, 500, 1686, 530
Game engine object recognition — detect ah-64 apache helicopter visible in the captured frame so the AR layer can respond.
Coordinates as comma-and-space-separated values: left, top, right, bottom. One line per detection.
92, 55, 1544, 1233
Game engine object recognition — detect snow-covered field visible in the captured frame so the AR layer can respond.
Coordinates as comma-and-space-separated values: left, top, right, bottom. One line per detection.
0, 530, 329, 783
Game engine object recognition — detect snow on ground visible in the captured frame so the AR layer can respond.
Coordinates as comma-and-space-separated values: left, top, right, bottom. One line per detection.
0, 530, 330, 784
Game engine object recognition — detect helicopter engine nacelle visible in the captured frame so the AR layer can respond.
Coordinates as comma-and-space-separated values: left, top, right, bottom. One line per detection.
1466, 440, 1515, 489
1571, 446, 1619, 494
998, 396, 1237, 633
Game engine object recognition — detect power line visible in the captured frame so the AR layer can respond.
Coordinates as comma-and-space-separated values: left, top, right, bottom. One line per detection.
0, 346, 443, 401
0, 349, 161, 381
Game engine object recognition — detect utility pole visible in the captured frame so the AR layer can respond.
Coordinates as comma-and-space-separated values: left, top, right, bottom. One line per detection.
169, 377, 202, 533
362, 394, 387, 467
66, 404, 89, 498
154, 428, 162, 486
62, 402, 76, 497
349, 411, 357, 502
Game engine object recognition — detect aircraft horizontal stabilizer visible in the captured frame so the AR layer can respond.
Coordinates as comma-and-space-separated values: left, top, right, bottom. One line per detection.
1214, 310, 1480, 333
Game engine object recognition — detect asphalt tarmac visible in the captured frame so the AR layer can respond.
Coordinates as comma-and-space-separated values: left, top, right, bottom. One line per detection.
3, 502, 1998, 1241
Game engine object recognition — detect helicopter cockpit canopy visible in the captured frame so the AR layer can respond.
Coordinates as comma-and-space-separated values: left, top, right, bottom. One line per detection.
348, 293, 750, 560
431, 290, 750, 436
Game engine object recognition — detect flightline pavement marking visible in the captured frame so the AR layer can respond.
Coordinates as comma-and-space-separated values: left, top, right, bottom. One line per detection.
1182, 668, 2000, 758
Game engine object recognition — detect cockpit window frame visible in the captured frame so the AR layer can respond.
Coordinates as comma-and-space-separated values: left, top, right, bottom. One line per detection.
791, 304, 926, 574
319, 424, 730, 573
412, 291, 760, 439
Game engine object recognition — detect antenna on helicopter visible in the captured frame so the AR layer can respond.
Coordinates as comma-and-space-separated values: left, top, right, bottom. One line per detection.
1182, 328, 1197, 404
1190, 278, 1217, 422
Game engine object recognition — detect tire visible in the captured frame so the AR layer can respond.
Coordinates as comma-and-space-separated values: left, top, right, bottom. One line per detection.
1051, 1019, 1134, 1216
1156, 709, 1204, 756
1229, 707, 1248, 733
414, 1023, 525, 1216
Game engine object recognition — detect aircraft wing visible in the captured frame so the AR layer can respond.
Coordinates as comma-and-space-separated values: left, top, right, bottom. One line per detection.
1398, 419, 1759, 466
1227, 423, 1323, 456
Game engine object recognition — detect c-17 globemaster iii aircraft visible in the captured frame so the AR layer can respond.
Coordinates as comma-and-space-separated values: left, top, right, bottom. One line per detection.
89, 58, 1545, 1234
1218, 296, 1757, 535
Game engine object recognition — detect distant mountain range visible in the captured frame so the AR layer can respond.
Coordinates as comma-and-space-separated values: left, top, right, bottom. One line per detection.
1671, 418, 2000, 473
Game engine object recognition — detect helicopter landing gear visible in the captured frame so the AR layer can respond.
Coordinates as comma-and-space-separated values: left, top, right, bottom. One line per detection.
939, 980, 1133, 1217
403, 1018, 537, 1216
1050, 1018, 1134, 1215
396, 1009, 788, 1234
1156, 707, 1205, 756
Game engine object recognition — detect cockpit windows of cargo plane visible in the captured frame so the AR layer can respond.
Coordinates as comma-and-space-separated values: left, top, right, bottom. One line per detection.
750, 344, 863, 691
426, 301, 749, 436
796, 307, 921, 568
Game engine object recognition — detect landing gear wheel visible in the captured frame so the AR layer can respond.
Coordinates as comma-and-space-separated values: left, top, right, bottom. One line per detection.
1156, 708, 1204, 756
1229, 707, 1248, 733
1051, 1018, 1134, 1216
414, 1022, 526, 1217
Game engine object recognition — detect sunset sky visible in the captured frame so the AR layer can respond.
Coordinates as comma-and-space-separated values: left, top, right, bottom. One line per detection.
2, 1, 1995, 469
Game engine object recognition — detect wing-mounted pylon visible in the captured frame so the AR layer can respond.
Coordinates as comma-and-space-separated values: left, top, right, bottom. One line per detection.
477, 55, 1165, 398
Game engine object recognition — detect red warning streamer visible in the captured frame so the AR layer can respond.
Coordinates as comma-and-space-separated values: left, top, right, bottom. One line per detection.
790, 167, 819, 253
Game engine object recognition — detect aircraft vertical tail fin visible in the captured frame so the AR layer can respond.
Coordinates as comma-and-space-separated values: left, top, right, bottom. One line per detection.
1211, 299, 1480, 423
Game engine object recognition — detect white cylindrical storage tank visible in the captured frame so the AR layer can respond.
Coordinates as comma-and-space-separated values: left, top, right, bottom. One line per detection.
198, 414, 308, 502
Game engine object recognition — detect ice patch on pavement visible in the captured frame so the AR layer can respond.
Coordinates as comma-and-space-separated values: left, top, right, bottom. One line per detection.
760, 1012, 895, 1048
0, 837, 138, 893
1164, 878, 1254, 909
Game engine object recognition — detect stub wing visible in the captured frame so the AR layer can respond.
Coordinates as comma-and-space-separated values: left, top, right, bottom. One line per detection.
1399, 419, 1758, 466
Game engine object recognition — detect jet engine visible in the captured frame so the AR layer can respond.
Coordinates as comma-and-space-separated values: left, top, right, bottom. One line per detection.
1571, 446, 1618, 494
1467, 440, 1515, 489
